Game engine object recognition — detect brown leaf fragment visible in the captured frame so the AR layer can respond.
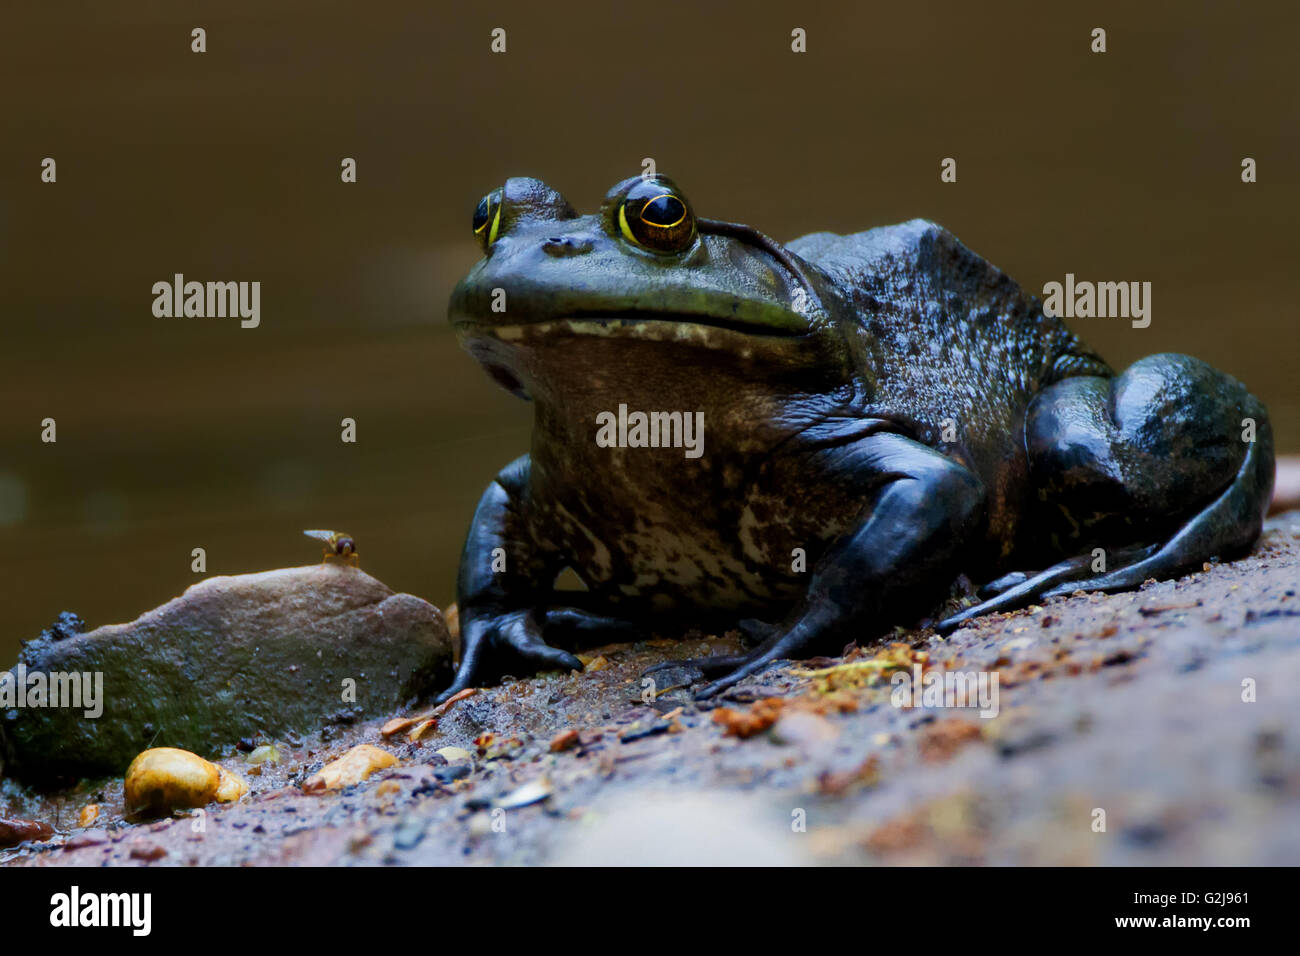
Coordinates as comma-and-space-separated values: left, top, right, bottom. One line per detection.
817, 755, 881, 796
381, 717, 416, 738
407, 718, 438, 743
129, 842, 168, 862
549, 728, 581, 753
0, 818, 53, 848
712, 698, 785, 738
432, 687, 478, 718
918, 719, 984, 763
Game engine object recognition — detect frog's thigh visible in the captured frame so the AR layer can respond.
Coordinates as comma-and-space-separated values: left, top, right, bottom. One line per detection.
1026, 352, 1273, 566
939, 355, 1273, 634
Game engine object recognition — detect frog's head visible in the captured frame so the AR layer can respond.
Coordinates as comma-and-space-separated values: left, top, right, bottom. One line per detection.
448, 175, 845, 405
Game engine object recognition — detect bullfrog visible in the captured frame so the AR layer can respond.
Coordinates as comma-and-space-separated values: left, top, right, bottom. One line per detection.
438, 173, 1274, 702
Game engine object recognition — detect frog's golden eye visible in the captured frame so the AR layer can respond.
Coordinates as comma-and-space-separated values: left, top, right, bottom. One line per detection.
472, 187, 504, 252
618, 179, 695, 254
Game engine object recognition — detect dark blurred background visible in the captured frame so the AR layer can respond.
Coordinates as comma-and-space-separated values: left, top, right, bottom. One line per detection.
2, 0, 1296, 660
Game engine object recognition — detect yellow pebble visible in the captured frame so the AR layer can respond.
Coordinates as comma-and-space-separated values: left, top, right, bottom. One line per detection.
302, 744, 397, 794
124, 747, 247, 817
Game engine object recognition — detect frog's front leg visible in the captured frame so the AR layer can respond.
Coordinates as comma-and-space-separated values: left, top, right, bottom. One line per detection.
435, 455, 595, 704
695, 432, 985, 698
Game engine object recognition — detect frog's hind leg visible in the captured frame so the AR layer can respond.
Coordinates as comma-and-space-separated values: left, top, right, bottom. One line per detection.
937, 354, 1273, 635
937, 545, 1155, 633
639, 619, 780, 682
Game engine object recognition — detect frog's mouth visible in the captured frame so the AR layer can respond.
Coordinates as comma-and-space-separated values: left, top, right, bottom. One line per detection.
546, 308, 809, 337
453, 292, 815, 339
460, 309, 825, 402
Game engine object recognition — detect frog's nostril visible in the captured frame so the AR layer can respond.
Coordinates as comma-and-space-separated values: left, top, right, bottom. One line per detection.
542, 236, 593, 258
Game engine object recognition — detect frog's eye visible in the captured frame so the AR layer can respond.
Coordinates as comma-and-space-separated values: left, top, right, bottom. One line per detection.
472, 187, 504, 252
618, 179, 696, 254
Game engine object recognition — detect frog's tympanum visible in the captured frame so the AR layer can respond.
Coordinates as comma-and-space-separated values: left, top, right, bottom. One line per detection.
440, 175, 1274, 701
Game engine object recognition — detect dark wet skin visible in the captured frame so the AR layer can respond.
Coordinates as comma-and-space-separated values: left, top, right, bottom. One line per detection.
438, 174, 1275, 702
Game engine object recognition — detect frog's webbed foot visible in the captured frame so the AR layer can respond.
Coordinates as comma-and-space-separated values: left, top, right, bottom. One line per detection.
638, 618, 781, 687
693, 630, 812, 699
439, 455, 649, 704
937, 545, 1157, 634
685, 619, 819, 698
642, 653, 754, 683
540, 606, 641, 645
500, 611, 585, 670
435, 607, 587, 704
940, 354, 1273, 635
641, 645, 794, 700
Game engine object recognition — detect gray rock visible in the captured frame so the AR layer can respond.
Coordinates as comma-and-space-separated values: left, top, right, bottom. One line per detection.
0, 565, 452, 784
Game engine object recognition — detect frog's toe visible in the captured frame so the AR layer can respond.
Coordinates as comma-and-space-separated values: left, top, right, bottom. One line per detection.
506, 637, 583, 674
694, 670, 746, 700
542, 606, 640, 644
694, 656, 784, 700
695, 616, 834, 697
977, 571, 1032, 599
938, 534, 1197, 633
641, 619, 784, 686
434, 616, 496, 703
693, 638, 811, 699
522, 643, 584, 673
494, 609, 584, 674
643, 653, 752, 682
937, 551, 1115, 634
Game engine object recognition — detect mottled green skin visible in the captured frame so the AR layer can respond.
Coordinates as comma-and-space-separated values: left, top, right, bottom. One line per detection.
443, 175, 1271, 698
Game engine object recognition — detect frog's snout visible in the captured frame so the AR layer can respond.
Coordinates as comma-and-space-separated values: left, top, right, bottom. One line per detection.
542, 235, 594, 258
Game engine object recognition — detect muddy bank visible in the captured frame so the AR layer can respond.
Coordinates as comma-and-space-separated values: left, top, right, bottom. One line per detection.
3, 513, 1299, 866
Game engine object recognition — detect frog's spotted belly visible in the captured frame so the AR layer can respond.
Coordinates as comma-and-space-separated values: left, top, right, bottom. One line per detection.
544, 493, 845, 615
